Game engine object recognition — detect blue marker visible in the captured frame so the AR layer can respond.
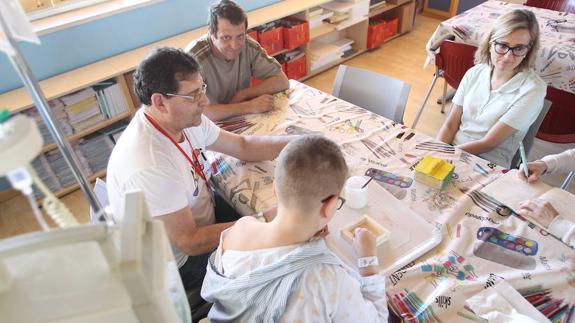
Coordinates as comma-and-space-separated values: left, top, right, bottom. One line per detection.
519, 142, 529, 177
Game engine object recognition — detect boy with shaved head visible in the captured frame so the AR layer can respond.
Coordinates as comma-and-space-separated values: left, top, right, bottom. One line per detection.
201, 135, 389, 322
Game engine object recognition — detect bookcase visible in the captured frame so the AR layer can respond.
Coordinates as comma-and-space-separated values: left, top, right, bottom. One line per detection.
6, 75, 136, 200
0, 0, 415, 202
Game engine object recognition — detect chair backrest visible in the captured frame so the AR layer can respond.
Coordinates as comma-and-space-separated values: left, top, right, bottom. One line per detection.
435, 40, 477, 90
524, 0, 575, 13
90, 178, 109, 223
331, 65, 411, 123
511, 99, 552, 168
536, 86, 575, 143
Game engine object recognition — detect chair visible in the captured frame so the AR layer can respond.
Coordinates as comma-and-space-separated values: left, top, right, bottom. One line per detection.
89, 179, 211, 322
510, 99, 552, 168
332, 65, 411, 124
536, 87, 575, 144
524, 0, 575, 13
412, 40, 477, 129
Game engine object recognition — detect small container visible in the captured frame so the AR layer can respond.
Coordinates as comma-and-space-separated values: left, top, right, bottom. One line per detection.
340, 215, 390, 246
344, 176, 369, 209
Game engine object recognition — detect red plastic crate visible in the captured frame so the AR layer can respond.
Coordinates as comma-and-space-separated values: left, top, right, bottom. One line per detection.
247, 29, 258, 42
367, 19, 386, 49
386, 17, 399, 39
258, 26, 284, 55
283, 19, 309, 50
285, 55, 306, 80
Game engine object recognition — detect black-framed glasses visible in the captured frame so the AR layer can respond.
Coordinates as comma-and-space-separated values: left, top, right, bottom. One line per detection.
492, 41, 531, 57
321, 195, 346, 210
166, 83, 207, 102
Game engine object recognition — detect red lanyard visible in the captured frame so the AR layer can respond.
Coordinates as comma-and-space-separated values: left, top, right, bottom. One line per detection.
144, 113, 211, 190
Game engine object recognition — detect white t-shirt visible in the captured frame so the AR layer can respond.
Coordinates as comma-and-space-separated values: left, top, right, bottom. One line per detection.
107, 108, 221, 267
215, 231, 389, 322
452, 64, 546, 168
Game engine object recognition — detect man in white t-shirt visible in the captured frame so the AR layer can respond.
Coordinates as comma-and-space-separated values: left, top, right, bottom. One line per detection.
107, 47, 291, 290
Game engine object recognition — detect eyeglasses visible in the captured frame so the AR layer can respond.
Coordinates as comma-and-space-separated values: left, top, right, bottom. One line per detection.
166, 83, 207, 102
321, 195, 346, 210
492, 41, 531, 57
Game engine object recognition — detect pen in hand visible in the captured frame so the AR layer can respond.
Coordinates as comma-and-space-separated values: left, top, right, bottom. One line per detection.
519, 142, 529, 178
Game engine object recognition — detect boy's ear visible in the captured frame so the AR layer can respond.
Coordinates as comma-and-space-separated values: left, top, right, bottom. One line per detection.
320, 195, 337, 218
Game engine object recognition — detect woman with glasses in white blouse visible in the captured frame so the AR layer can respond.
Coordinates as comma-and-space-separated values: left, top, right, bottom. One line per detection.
436, 9, 546, 168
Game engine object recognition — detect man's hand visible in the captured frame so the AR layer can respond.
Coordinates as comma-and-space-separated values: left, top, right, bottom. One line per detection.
517, 198, 559, 228
229, 91, 249, 104
246, 94, 275, 114
518, 161, 548, 183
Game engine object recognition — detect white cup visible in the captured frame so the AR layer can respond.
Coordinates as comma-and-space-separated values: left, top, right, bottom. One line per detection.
344, 176, 369, 209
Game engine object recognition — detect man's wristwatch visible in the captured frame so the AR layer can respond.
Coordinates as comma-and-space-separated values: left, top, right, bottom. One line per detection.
254, 211, 267, 223
357, 256, 379, 268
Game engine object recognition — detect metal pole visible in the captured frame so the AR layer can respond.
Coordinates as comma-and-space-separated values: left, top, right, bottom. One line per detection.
0, 17, 102, 214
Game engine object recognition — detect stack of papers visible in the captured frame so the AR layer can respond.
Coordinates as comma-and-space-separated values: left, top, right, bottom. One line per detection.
309, 38, 355, 71
305, 7, 334, 29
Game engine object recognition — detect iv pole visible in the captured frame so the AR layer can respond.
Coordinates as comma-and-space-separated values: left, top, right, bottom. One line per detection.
0, 16, 102, 214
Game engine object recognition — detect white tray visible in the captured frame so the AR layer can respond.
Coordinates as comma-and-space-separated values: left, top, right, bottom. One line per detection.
326, 179, 442, 276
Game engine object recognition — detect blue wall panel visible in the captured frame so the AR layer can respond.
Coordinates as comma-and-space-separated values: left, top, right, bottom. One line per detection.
456, 0, 486, 14
0, 0, 279, 93
426, 0, 452, 12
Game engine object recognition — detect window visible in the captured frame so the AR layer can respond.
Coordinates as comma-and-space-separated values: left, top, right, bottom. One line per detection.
21, 0, 111, 21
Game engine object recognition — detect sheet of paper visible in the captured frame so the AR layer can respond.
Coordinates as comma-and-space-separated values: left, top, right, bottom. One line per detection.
481, 169, 551, 211
540, 188, 575, 222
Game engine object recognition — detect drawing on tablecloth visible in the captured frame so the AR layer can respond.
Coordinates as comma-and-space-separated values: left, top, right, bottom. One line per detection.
388, 288, 441, 322
421, 188, 457, 211
421, 251, 478, 291
415, 141, 455, 154
329, 119, 365, 134
463, 189, 512, 217
473, 227, 537, 270
284, 125, 323, 135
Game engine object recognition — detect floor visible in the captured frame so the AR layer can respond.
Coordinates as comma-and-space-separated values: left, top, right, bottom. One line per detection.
0, 13, 573, 239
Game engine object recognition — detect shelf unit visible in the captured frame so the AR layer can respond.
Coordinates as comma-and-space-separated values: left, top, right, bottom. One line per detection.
0, 0, 415, 202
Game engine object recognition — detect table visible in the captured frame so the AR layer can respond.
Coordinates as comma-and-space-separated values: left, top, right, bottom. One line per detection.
426, 0, 575, 95
210, 80, 575, 322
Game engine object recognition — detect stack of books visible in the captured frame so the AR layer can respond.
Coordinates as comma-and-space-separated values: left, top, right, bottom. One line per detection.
94, 81, 130, 118
78, 134, 115, 175
46, 144, 92, 189
31, 155, 62, 199
61, 88, 105, 133
25, 100, 73, 145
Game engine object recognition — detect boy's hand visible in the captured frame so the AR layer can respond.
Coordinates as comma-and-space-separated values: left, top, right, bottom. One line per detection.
518, 161, 547, 183
352, 228, 377, 258
517, 198, 559, 228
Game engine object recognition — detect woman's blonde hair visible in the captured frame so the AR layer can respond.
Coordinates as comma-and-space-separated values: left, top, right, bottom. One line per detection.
474, 9, 540, 71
